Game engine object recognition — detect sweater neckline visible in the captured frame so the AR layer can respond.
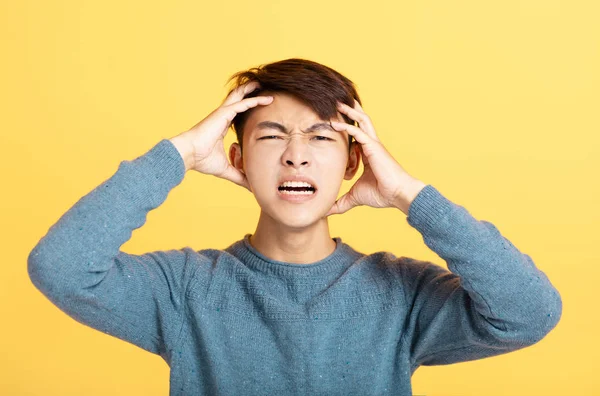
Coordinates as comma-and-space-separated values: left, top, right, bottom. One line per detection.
225, 233, 358, 276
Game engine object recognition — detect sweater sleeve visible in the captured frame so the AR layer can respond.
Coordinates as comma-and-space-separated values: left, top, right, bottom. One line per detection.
400, 185, 562, 370
27, 139, 193, 360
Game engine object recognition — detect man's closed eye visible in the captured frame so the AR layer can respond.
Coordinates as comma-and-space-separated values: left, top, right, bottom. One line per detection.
259, 136, 334, 141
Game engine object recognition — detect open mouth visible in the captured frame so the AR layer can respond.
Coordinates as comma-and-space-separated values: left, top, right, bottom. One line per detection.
277, 186, 317, 195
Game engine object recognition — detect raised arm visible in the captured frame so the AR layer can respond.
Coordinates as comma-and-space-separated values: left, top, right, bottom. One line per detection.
27, 139, 193, 358
399, 185, 562, 370
322, 98, 562, 370
27, 81, 275, 359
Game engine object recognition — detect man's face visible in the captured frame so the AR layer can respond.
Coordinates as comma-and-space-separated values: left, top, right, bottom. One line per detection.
230, 92, 360, 228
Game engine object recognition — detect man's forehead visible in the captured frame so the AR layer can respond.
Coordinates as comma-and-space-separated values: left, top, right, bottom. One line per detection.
243, 93, 348, 138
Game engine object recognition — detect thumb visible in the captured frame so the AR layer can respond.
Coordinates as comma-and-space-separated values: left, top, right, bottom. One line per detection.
326, 192, 356, 216
219, 165, 251, 192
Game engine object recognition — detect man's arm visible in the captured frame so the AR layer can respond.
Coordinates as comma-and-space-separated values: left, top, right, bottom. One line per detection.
27, 139, 196, 360
397, 185, 562, 370
327, 97, 561, 368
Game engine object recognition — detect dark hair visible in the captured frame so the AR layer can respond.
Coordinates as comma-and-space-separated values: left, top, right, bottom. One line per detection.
224, 58, 361, 154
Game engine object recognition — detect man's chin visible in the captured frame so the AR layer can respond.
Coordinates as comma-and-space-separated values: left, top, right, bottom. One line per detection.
270, 210, 328, 230
256, 196, 331, 227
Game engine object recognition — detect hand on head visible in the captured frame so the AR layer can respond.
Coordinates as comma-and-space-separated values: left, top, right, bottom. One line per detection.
169, 81, 273, 191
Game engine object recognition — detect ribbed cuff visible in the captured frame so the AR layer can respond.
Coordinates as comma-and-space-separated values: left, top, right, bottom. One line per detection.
405, 184, 454, 234
141, 138, 186, 188
123, 139, 187, 210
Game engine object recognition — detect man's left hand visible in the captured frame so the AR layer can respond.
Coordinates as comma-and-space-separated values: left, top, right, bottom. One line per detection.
325, 99, 427, 217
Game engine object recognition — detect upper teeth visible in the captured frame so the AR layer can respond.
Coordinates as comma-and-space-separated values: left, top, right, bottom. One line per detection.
280, 181, 313, 188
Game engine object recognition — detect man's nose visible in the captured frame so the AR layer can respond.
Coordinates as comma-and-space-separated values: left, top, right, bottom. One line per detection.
281, 137, 311, 167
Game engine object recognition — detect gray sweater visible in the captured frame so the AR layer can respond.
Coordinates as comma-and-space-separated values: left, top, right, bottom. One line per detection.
27, 139, 562, 395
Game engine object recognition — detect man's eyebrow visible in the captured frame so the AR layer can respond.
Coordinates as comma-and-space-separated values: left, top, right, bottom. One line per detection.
255, 121, 337, 134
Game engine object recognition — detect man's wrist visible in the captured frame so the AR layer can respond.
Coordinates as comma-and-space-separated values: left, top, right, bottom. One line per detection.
168, 136, 195, 172
393, 178, 427, 215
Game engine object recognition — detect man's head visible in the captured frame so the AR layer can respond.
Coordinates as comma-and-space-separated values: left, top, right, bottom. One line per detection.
226, 58, 360, 154
226, 58, 362, 228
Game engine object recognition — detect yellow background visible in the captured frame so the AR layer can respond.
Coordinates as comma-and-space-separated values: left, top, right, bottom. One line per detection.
1, 1, 597, 395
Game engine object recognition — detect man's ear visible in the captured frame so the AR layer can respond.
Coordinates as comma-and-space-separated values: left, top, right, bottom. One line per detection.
344, 141, 361, 180
229, 142, 245, 174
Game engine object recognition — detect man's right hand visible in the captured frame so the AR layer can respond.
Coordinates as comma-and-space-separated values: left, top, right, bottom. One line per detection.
168, 81, 273, 191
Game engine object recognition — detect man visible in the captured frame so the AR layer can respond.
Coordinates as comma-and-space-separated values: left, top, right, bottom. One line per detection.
28, 58, 562, 395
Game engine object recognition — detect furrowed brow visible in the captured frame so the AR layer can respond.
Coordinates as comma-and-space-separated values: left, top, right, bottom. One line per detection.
256, 121, 337, 134
304, 122, 337, 133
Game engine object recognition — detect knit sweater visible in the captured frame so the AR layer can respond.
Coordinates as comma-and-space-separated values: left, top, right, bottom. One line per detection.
27, 139, 562, 396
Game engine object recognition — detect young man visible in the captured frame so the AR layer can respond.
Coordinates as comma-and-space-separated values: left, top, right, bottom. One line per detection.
28, 58, 562, 395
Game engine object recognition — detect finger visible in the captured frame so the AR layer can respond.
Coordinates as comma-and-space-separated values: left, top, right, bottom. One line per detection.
340, 101, 379, 142
221, 95, 273, 124
331, 121, 374, 168
336, 102, 379, 142
353, 99, 365, 111
226, 81, 261, 105
357, 141, 370, 167
222, 81, 262, 107
330, 121, 372, 146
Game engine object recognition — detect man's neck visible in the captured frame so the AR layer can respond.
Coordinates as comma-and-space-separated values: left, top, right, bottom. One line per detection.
249, 214, 337, 264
